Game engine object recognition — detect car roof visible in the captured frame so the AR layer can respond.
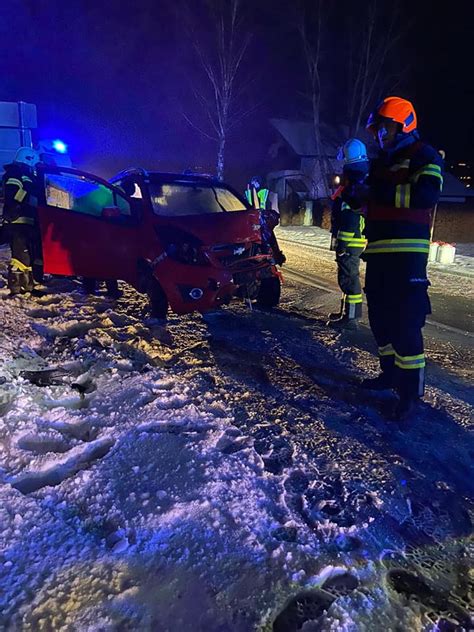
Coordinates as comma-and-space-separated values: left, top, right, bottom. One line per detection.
109, 168, 220, 185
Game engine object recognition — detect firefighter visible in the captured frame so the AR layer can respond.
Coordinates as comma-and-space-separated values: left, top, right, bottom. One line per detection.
348, 96, 443, 420
245, 175, 286, 266
2, 147, 43, 296
328, 139, 368, 329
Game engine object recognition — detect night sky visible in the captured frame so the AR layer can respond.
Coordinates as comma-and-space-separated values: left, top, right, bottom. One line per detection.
0, 0, 472, 182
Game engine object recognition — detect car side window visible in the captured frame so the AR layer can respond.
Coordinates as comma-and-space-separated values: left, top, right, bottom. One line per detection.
45, 172, 131, 217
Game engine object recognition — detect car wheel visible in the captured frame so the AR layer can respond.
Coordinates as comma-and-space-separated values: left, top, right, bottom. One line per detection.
256, 275, 281, 309
238, 281, 259, 301
147, 276, 169, 318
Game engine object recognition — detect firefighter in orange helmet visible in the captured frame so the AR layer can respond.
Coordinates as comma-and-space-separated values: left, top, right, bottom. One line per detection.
344, 96, 444, 420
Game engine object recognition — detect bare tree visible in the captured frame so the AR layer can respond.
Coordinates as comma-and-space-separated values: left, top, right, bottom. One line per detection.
346, 0, 408, 136
297, 0, 332, 198
180, 0, 254, 180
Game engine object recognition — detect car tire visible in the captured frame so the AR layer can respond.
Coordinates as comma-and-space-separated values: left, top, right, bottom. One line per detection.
256, 275, 281, 309
147, 276, 169, 318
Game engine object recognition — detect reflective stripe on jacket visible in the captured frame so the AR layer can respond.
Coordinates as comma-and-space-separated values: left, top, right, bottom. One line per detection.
257, 188, 270, 210
332, 199, 366, 253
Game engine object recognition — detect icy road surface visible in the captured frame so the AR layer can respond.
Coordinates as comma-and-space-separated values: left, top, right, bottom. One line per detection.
0, 246, 473, 631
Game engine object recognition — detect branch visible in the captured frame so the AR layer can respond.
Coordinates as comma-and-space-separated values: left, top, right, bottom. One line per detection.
181, 110, 218, 141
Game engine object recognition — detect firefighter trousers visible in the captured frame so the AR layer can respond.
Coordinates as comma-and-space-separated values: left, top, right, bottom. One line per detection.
364, 254, 431, 399
7, 224, 36, 293
336, 248, 363, 318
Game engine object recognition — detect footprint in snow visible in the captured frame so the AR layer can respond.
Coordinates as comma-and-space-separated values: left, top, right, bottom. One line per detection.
263, 438, 295, 475
9, 437, 115, 494
387, 568, 472, 630
272, 571, 360, 632
282, 469, 311, 516
253, 423, 283, 456
39, 418, 98, 442
35, 295, 62, 306
17, 432, 71, 455
215, 430, 252, 455
26, 307, 60, 319
284, 469, 311, 495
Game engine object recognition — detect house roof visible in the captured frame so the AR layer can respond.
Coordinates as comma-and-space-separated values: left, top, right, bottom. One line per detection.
270, 118, 350, 157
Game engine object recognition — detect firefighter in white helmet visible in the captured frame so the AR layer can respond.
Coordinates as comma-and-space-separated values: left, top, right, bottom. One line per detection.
1, 147, 43, 295
328, 139, 369, 329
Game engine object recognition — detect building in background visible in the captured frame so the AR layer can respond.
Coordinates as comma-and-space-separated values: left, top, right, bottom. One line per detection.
0, 101, 71, 173
0, 101, 37, 168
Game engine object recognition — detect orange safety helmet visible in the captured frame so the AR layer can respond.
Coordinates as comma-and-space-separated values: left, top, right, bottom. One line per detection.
366, 96, 417, 134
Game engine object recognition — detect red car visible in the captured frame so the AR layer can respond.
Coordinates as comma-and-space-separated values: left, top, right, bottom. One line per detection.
35, 166, 281, 317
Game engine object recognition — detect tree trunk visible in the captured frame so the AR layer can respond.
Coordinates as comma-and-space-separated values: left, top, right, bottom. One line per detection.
216, 134, 226, 181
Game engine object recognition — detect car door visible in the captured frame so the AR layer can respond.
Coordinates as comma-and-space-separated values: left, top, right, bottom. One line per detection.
37, 167, 140, 283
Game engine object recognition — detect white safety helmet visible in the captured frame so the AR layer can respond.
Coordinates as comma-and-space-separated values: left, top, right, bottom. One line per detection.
14, 146, 40, 167
337, 139, 368, 165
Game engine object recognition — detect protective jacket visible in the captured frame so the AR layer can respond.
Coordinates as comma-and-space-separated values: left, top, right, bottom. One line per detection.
364, 134, 443, 258
2, 162, 40, 226
331, 197, 366, 255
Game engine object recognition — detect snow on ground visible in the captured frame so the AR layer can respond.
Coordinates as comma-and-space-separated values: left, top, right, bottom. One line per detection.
0, 245, 473, 631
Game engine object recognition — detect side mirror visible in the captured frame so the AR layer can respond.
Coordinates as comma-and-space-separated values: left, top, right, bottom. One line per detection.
101, 206, 121, 218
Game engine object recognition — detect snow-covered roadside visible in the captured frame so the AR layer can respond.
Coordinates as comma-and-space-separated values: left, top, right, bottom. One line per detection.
0, 246, 473, 631
0, 276, 283, 630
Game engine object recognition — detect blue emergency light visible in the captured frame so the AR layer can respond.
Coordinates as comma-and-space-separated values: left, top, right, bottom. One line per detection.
52, 139, 68, 154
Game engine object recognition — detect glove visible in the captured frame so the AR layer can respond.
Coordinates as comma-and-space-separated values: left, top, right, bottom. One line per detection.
274, 250, 286, 266
336, 244, 350, 258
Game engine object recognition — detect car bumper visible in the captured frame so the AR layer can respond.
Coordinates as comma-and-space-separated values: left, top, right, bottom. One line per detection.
154, 258, 274, 315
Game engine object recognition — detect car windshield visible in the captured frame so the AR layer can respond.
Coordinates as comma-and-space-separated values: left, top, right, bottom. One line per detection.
149, 181, 246, 216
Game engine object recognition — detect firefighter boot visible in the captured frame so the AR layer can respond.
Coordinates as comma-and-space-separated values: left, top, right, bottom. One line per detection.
32, 262, 44, 284
327, 299, 361, 330
7, 269, 23, 296
82, 278, 98, 295
327, 298, 344, 321
392, 396, 421, 421
360, 355, 394, 390
21, 270, 34, 293
327, 314, 359, 330
106, 280, 123, 299
391, 366, 424, 420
